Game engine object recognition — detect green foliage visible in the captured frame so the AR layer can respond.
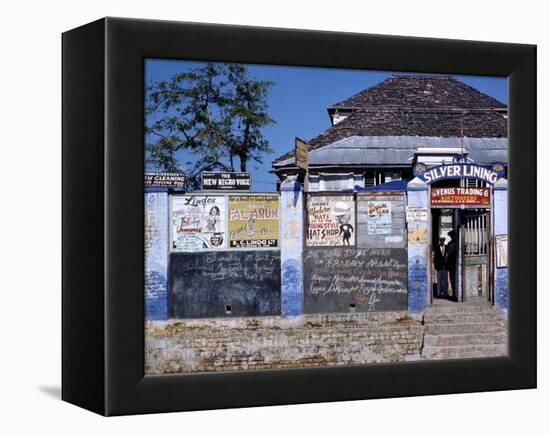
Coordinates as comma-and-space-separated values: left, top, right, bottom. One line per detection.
145, 62, 275, 185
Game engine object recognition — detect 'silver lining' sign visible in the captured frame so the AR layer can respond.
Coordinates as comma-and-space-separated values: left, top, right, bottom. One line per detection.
415, 163, 503, 185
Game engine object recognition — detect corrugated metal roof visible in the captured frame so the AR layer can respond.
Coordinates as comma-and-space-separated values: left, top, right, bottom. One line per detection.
274, 108, 508, 164
273, 136, 508, 167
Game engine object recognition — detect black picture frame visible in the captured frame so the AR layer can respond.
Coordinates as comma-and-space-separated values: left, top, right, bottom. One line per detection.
62, 17, 536, 416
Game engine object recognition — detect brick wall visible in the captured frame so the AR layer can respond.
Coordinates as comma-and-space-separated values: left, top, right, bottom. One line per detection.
145, 312, 423, 374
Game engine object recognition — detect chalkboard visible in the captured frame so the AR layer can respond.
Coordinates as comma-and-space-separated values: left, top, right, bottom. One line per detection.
357, 193, 406, 249
303, 248, 408, 313
169, 250, 281, 318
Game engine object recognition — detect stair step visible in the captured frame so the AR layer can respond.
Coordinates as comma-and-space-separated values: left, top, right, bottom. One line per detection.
424, 312, 505, 323
426, 305, 494, 313
423, 332, 507, 347
422, 344, 508, 359
424, 321, 507, 335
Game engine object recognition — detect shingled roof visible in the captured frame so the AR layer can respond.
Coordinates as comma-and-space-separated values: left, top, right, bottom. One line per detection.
329, 75, 507, 112
273, 75, 507, 166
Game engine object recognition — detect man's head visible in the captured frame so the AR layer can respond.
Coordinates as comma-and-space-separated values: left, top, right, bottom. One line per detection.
439, 237, 446, 245
448, 230, 456, 240
333, 201, 352, 224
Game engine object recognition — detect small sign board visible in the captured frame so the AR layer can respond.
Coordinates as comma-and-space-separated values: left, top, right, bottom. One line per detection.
144, 172, 186, 189
431, 187, 490, 207
406, 206, 428, 223
295, 137, 308, 170
201, 172, 251, 191
496, 234, 508, 268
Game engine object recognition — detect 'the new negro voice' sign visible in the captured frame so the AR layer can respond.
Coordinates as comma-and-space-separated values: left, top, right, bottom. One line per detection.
202, 172, 251, 190
431, 187, 490, 206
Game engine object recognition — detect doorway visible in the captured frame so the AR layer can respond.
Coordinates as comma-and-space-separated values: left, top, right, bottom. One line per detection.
431, 208, 458, 301
431, 208, 492, 304
460, 210, 491, 303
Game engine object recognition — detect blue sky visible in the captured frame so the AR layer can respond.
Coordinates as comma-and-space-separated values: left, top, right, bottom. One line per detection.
145, 59, 507, 192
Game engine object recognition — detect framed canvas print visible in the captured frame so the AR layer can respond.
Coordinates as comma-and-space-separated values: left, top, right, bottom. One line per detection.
62, 17, 536, 416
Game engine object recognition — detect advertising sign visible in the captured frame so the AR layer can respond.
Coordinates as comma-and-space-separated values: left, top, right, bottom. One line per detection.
415, 163, 502, 185
228, 195, 279, 248
145, 172, 186, 189
496, 234, 508, 268
366, 201, 392, 235
201, 172, 251, 191
295, 137, 309, 170
171, 195, 227, 251
406, 206, 428, 223
306, 195, 355, 246
431, 187, 490, 206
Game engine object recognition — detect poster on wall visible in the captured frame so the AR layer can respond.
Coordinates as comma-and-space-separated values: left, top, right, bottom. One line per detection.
406, 206, 428, 223
228, 195, 279, 248
496, 234, 508, 268
171, 195, 227, 251
367, 201, 392, 235
306, 195, 355, 246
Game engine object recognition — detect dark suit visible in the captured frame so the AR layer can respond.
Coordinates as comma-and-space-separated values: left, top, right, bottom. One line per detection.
434, 243, 446, 270
446, 240, 457, 293
434, 243, 448, 297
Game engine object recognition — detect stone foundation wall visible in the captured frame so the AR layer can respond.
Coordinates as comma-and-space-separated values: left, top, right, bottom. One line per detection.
145, 312, 423, 374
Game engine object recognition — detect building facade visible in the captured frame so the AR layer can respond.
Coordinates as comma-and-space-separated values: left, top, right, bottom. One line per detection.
144, 75, 509, 372
272, 75, 508, 312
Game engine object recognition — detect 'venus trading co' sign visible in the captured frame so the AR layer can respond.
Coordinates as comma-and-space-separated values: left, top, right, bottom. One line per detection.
431, 187, 490, 207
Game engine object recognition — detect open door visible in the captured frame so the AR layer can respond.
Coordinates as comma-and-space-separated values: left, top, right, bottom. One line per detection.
460, 211, 491, 303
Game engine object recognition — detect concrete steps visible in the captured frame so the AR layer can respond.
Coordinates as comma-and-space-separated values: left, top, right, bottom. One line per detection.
424, 304, 497, 313
422, 344, 507, 360
424, 332, 507, 347
421, 302, 508, 360
424, 320, 507, 335
424, 312, 505, 323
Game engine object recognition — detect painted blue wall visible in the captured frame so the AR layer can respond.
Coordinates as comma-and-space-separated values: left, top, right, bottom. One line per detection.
407, 178, 430, 313
280, 179, 304, 315
493, 179, 508, 311
145, 192, 169, 320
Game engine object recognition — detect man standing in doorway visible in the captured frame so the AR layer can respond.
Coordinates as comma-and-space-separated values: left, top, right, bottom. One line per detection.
446, 230, 458, 296
434, 237, 448, 298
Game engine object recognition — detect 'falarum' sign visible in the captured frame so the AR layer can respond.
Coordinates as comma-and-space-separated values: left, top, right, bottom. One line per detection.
413, 163, 505, 185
